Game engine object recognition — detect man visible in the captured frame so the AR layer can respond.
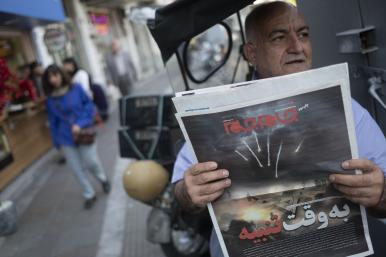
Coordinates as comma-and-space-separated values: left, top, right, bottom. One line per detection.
63, 57, 93, 99
17, 64, 37, 102
105, 39, 138, 96
172, 2, 386, 257
29, 61, 45, 98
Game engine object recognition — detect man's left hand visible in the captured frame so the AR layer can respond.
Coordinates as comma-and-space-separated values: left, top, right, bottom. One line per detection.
329, 159, 385, 207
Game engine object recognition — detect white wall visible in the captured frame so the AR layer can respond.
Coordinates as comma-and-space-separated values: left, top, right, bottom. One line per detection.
121, 15, 142, 79
67, 0, 107, 85
31, 27, 54, 68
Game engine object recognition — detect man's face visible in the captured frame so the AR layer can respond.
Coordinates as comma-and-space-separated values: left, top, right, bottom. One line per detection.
111, 41, 119, 54
63, 63, 74, 75
34, 65, 44, 76
244, 7, 312, 78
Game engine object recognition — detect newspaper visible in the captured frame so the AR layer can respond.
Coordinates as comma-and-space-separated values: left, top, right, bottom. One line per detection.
173, 64, 373, 257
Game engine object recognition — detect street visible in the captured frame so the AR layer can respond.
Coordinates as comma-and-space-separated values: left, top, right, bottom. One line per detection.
0, 71, 173, 257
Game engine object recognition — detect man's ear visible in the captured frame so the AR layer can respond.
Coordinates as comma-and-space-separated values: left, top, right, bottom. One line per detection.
243, 42, 256, 67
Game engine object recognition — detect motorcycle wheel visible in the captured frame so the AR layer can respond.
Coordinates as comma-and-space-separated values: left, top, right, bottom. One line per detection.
160, 229, 209, 257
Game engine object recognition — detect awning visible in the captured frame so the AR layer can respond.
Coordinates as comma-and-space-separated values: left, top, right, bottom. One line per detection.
148, 0, 254, 62
81, 0, 137, 8
0, 0, 66, 28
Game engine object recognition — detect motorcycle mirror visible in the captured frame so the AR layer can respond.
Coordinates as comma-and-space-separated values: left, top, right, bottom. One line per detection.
182, 22, 233, 84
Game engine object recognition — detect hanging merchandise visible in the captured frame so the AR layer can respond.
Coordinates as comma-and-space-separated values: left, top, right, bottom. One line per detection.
0, 58, 37, 116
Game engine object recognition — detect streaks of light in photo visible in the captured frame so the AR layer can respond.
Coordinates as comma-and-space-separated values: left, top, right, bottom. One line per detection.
294, 138, 304, 153
253, 131, 262, 153
235, 149, 249, 162
275, 141, 283, 178
275, 105, 296, 112
267, 132, 271, 167
243, 140, 264, 168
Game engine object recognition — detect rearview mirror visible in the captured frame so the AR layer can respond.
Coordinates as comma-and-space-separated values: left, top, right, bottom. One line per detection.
183, 22, 232, 83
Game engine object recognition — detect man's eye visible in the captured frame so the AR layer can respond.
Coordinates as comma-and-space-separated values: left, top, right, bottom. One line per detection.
272, 36, 285, 42
299, 32, 309, 38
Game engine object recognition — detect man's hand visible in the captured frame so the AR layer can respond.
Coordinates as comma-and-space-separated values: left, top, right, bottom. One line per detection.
175, 162, 231, 210
329, 159, 385, 207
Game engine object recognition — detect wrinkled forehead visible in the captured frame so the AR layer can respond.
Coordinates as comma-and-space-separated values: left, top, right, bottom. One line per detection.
260, 7, 308, 36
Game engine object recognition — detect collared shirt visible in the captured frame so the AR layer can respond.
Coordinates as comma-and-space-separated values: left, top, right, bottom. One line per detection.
172, 99, 386, 257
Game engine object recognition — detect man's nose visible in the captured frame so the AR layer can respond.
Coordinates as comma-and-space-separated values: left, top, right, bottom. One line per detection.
287, 33, 304, 53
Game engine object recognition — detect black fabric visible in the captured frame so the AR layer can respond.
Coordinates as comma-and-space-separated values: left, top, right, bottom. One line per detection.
91, 83, 108, 113
148, 0, 254, 62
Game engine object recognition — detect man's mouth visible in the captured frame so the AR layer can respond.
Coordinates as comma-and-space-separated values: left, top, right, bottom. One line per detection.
285, 59, 305, 65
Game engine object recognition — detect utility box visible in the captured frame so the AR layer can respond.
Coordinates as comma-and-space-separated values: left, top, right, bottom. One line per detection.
336, 26, 378, 54
298, 0, 386, 135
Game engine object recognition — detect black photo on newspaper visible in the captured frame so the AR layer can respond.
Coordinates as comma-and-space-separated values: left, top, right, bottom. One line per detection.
178, 85, 373, 257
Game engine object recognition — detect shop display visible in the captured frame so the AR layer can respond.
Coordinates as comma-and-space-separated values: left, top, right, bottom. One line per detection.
0, 58, 38, 117
0, 126, 13, 171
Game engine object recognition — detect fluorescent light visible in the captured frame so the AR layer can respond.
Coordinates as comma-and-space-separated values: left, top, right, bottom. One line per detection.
253, 0, 296, 6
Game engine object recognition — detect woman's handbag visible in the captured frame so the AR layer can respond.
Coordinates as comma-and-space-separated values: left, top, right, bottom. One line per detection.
72, 126, 96, 145
53, 95, 97, 145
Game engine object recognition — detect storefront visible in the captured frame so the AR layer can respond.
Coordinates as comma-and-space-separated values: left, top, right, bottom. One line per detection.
75, 0, 143, 83
84, 7, 117, 80
0, 0, 66, 190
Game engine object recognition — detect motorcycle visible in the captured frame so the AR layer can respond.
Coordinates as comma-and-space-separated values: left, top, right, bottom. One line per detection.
119, 2, 255, 256
120, 1, 386, 257
118, 94, 211, 257
145, 1, 386, 257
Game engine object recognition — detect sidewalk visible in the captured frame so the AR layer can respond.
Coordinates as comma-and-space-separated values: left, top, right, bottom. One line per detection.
0, 71, 172, 257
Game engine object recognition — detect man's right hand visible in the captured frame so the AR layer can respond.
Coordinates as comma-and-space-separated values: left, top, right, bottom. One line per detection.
177, 162, 231, 209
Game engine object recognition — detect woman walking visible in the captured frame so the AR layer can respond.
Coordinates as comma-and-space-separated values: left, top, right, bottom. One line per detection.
43, 64, 110, 209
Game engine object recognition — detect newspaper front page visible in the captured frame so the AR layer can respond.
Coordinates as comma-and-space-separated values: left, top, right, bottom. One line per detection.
173, 64, 373, 257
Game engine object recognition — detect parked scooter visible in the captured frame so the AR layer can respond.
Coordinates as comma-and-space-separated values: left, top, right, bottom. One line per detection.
118, 94, 211, 257
119, 2, 251, 256
122, 160, 211, 257
124, 1, 386, 257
